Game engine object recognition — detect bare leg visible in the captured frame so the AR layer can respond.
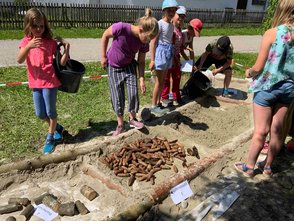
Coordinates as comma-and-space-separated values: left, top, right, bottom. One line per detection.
264, 103, 288, 169
152, 70, 167, 106
246, 103, 272, 169
223, 69, 232, 89
44, 117, 57, 135
117, 116, 124, 126
129, 112, 136, 120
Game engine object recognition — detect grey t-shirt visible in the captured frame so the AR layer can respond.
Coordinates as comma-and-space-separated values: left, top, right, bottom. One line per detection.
158, 19, 174, 44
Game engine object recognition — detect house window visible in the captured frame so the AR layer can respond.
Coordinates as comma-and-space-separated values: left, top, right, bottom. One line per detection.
252, 0, 266, 5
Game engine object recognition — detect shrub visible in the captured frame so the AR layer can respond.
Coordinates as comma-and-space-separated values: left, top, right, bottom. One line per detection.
262, 0, 278, 32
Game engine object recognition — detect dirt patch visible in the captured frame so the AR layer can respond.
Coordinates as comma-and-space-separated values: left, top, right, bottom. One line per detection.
0, 77, 292, 221
137, 140, 294, 221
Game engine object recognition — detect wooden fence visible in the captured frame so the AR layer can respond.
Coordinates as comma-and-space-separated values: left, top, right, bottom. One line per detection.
0, 2, 266, 30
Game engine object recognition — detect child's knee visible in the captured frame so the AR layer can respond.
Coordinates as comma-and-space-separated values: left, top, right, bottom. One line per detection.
46, 111, 57, 119
35, 110, 46, 119
224, 69, 232, 77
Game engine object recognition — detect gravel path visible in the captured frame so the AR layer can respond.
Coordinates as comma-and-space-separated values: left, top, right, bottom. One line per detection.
0, 35, 262, 67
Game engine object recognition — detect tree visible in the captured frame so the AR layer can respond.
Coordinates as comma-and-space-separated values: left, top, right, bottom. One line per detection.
262, 0, 278, 32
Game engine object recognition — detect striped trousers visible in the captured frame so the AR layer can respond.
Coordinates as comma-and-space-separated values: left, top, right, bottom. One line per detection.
107, 60, 139, 117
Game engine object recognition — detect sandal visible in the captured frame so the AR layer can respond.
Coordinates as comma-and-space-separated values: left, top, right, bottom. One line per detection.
234, 162, 254, 178
256, 161, 273, 178
256, 161, 266, 171
263, 168, 273, 178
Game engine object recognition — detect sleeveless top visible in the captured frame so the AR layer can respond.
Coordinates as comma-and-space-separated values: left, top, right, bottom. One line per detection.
248, 25, 294, 93
174, 26, 183, 55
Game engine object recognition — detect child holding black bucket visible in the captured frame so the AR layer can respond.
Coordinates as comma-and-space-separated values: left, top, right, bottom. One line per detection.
101, 8, 159, 136
17, 8, 70, 154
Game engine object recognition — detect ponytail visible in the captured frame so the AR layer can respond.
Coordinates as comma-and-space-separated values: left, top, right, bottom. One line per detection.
136, 8, 159, 37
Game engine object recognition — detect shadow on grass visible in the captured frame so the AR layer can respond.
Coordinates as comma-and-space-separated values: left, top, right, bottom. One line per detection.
62, 120, 118, 144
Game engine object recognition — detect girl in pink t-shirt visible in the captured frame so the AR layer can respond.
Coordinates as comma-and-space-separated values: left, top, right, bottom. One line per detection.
17, 8, 70, 154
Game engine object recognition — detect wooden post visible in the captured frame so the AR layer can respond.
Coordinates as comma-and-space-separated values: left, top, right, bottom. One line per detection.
5, 216, 16, 221
33, 193, 50, 205
42, 194, 60, 212
20, 204, 35, 220
0, 204, 22, 214
75, 200, 89, 215
58, 202, 76, 216
80, 185, 98, 201
8, 197, 31, 206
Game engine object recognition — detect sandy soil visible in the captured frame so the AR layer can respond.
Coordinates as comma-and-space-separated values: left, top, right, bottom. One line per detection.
0, 76, 293, 221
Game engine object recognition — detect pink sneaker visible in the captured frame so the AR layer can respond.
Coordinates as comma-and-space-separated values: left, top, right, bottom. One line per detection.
113, 125, 125, 136
129, 118, 144, 129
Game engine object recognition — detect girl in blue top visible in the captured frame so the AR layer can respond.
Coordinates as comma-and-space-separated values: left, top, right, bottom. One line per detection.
235, 0, 294, 178
149, 0, 178, 115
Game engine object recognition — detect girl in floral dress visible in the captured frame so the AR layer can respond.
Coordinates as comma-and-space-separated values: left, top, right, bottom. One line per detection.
234, 0, 294, 178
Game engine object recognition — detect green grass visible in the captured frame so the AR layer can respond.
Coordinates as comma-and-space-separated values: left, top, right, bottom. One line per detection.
0, 53, 257, 162
201, 26, 262, 36
0, 26, 261, 40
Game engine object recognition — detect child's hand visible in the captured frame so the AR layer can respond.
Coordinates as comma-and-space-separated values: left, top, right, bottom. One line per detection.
245, 68, 251, 78
186, 47, 193, 52
212, 68, 221, 76
55, 37, 70, 48
149, 61, 155, 71
28, 37, 42, 49
139, 77, 146, 94
101, 56, 107, 69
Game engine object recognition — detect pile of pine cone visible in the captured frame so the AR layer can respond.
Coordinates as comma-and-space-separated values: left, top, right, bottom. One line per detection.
99, 137, 200, 186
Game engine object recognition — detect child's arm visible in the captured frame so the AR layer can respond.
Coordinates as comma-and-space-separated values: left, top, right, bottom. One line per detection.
17, 37, 42, 64
59, 39, 70, 66
149, 33, 159, 71
101, 26, 113, 69
137, 52, 146, 94
246, 28, 276, 78
180, 48, 189, 60
188, 40, 195, 63
212, 58, 232, 75
196, 51, 209, 70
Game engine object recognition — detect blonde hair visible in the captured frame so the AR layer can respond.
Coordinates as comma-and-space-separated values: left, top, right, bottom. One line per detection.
271, 0, 294, 27
136, 8, 159, 38
24, 8, 53, 39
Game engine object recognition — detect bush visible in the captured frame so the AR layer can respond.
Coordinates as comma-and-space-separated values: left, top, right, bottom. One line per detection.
262, 0, 278, 32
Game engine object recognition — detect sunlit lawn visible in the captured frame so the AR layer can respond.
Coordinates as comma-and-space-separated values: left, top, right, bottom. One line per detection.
0, 53, 257, 162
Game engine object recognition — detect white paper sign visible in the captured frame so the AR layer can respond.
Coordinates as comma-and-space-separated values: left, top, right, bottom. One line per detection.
181, 60, 193, 72
170, 180, 193, 204
33, 204, 58, 221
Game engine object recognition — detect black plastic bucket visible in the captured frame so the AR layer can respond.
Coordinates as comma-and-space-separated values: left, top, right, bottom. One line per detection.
54, 45, 85, 93
182, 71, 212, 99
56, 59, 85, 93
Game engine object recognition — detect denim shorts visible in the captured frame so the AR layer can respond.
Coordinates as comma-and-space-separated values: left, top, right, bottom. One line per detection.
253, 80, 294, 107
155, 43, 174, 70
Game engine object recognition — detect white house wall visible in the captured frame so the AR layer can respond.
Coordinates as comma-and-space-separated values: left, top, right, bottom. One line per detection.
0, 0, 266, 11
95, 0, 238, 10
